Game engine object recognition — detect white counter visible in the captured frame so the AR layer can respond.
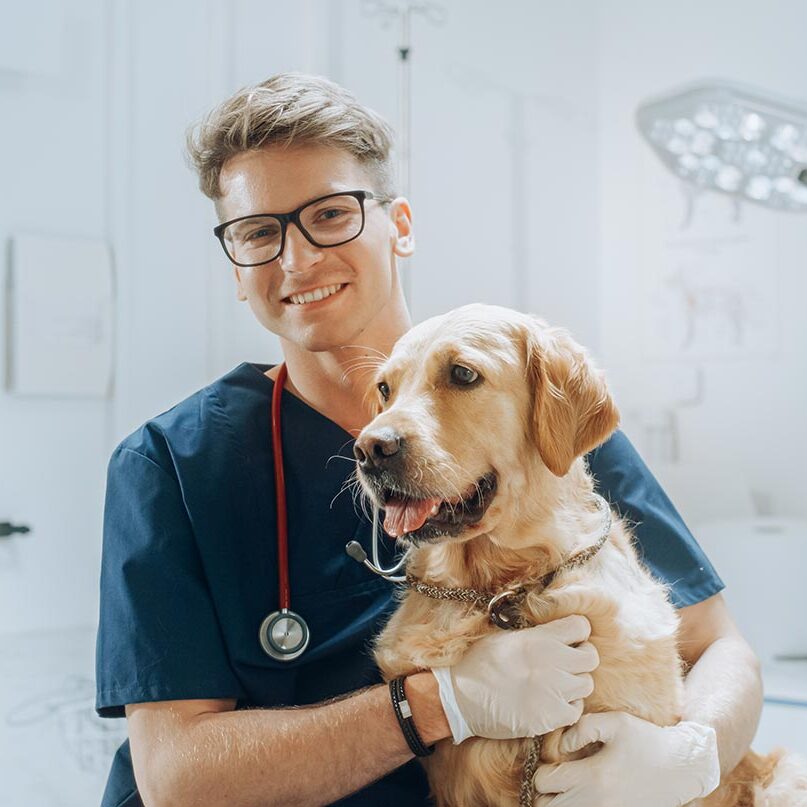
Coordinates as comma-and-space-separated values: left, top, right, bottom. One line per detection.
755, 660, 807, 756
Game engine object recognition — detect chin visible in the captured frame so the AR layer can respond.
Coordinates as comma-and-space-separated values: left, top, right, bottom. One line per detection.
288, 320, 375, 354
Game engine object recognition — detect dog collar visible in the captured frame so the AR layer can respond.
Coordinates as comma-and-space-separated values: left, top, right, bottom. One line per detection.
403, 493, 612, 630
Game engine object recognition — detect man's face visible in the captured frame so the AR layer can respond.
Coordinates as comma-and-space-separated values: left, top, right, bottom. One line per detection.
217, 143, 413, 352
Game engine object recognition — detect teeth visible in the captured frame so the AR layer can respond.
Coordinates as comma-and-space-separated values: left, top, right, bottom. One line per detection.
289, 283, 343, 305
430, 503, 441, 516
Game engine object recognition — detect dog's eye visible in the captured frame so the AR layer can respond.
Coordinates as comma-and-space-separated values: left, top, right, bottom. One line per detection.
378, 381, 390, 401
450, 364, 479, 385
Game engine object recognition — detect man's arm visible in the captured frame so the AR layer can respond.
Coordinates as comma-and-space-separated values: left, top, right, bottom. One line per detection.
127, 671, 450, 807
677, 592, 764, 774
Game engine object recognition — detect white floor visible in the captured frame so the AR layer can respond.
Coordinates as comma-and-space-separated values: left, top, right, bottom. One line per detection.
0, 627, 805, 807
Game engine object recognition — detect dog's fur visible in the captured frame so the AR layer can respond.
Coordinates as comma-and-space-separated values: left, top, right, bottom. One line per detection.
354, 304, 807, 807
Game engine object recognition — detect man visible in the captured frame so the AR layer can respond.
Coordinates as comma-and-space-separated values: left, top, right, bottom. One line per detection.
96, 73, 762, 807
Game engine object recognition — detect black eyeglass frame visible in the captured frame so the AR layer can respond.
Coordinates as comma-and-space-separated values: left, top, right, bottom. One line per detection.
212, 189, 390, 268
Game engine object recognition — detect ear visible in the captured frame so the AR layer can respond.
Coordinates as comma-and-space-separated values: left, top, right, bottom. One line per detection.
525, 318, 620, 477
389, 197, 415, 258
233, 265, 247, 301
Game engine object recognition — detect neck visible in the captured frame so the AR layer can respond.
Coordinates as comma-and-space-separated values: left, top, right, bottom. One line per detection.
278, 295, 412, 437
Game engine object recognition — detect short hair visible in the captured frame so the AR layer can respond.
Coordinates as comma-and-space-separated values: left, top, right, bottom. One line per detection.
185, 72, 398, 203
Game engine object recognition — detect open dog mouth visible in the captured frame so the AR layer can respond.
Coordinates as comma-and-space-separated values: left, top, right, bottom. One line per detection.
377, 472, 498, 543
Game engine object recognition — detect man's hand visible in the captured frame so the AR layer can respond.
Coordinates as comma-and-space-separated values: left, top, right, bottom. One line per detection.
431, 615, 599, 743
532, 711, 721, 807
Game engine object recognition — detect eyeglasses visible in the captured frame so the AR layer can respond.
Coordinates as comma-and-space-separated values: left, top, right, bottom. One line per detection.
213, 190, 390, 267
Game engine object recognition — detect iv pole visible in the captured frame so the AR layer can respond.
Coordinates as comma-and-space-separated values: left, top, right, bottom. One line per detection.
361, 1, 446, 307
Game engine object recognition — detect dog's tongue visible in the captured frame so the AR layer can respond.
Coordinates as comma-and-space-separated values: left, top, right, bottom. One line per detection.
383, 496, 441, 536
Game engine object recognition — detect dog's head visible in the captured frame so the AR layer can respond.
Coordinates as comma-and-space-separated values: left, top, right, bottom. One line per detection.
354, 303, 619, 547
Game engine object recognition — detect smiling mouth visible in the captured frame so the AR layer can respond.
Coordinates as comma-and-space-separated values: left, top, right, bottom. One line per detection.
282, 283, 346, 305
377, 472, 498, 544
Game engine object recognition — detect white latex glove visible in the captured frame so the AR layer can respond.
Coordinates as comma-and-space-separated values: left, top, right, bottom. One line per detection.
431, 615, 598, 743
532, 711, 722, 807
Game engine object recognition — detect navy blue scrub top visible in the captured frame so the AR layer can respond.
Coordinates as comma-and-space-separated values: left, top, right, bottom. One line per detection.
95, 361, 724, 807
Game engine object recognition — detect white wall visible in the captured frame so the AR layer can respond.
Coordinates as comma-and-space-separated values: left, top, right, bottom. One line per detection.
596, 0, 807, 522
0, 0, 113, 636
336, 0, 601, 347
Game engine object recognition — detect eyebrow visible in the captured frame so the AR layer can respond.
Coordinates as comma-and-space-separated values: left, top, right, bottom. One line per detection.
269, 188, 358, 215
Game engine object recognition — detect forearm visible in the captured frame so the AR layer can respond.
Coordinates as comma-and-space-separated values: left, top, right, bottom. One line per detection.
681, 635, 763, 774
145, 672, 450, 807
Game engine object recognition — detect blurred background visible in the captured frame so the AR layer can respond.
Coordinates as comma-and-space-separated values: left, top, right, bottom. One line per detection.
1, 1, 805, 804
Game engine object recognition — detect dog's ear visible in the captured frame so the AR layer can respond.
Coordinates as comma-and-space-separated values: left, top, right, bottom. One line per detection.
525, 318, 620, 476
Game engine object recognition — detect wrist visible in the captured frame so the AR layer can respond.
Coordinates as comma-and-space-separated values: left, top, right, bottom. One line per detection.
677, 721, 722, 797
403, 671, 452, 745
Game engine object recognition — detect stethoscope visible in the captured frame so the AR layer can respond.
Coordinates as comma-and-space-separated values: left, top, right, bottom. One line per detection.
258, 362, 412, 662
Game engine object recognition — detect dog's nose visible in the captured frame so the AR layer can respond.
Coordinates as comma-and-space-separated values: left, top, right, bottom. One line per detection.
354, 428, 405, 470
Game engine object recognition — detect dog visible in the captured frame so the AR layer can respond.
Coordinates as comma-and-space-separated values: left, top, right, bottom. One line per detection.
353, 303, 807, 807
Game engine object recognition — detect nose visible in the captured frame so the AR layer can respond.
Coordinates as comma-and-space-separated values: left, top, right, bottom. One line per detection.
354, 428, 405, 471
278, 221, 323, 272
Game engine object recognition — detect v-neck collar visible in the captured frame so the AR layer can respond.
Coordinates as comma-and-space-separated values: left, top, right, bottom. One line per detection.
240, 361, 357, 443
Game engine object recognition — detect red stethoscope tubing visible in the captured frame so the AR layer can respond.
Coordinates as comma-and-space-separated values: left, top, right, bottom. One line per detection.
271, 362, 291, 610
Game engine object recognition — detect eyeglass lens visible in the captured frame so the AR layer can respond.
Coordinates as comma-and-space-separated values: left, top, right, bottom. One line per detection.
221, 194, 364, 266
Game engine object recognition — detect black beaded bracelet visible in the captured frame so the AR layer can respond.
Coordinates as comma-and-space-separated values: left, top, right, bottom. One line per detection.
389, 676, 435, 757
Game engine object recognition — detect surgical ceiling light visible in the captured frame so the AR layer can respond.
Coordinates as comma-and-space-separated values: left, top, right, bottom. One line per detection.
636, 80, 807, 212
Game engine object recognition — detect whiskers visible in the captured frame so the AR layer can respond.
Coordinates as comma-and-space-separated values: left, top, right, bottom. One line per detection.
337, 344, 389, 360
335, 349, 390, 416
325, 437, 359, 469
427, 455, 479, 520
338, 348, 388, 385
330, 464, 378, 523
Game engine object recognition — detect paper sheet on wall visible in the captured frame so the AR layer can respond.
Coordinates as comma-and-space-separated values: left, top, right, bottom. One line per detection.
638, 149, 781, 361
6, 233, 114, 397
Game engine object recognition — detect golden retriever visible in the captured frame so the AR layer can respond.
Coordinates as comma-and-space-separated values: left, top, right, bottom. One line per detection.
353, 303, 807, 807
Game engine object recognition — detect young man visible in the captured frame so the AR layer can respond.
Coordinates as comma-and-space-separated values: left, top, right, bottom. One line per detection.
96, 73, 762, 807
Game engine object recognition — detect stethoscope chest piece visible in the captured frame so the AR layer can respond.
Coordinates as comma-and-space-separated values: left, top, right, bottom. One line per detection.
259, 608, 310, 661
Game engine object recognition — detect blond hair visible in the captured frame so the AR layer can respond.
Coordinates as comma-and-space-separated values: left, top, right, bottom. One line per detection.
186, 72, 398, 203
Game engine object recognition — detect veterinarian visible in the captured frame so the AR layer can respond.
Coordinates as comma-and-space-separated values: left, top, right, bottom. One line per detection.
96, 73, 763, 807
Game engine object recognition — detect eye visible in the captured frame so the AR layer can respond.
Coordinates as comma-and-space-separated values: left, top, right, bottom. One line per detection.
243, 224, 280, 244
316, 206, 346, 222
247, 228, 271, 241
378, 381, 390, 401
450, 364, 480, 385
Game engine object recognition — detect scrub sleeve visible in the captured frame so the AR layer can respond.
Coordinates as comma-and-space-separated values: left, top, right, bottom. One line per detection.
96, 446, 247, 716
587, 430, 725, 608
